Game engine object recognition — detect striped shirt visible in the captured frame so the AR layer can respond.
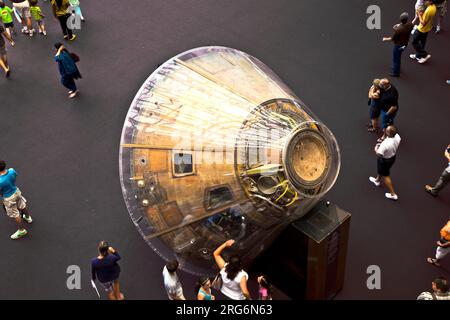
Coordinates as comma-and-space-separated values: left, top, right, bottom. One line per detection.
417, 291, 450, 300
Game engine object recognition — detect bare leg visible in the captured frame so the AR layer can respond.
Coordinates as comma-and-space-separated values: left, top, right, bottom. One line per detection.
107, 291, 116, 300
371, 118, 378, 130
113, 281, 124, 300
0, 57, 8, 73
383, 176, 396, 195
20, 207, 31, 217
14, 216, 25, 231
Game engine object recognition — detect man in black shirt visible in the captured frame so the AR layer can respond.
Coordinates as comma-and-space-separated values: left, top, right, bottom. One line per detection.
383, 12, 414, 77
378, 79, 399, 142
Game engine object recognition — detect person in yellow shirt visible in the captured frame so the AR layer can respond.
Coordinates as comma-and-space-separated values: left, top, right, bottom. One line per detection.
410, 0, 437, 64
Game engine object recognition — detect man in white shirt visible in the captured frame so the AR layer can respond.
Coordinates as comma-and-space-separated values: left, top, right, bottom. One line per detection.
162, 259, 185, 300
425, 145, 450, 196
369, 125, 401, 200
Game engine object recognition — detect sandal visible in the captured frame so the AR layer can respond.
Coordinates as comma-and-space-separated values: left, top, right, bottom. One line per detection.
427, 257, 441, 267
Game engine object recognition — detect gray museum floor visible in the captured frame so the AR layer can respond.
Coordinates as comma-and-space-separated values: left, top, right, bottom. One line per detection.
0, 0, 449, 299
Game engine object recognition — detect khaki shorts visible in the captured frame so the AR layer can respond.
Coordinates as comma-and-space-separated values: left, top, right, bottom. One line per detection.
3, 189, 27, 219
13, 1, 31, 19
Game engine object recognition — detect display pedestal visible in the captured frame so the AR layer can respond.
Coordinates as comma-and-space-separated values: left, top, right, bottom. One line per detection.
249, 200, 351, 300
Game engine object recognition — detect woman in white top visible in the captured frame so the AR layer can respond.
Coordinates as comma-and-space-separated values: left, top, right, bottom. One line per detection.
213, 240, 251, 300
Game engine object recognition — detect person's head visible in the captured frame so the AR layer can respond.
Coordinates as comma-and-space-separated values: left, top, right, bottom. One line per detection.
385, 125, 397, 138
0, 160, 5, 172
257, 275, 270, 287
98, 241, 109, 257
54, 42, 63, 51
225, 255, 242, 280
166, 260, 179, 273
373, 78, 381, 89
195, 276, 211, 294
29, 0, 38, 6
0, 1, 5, 9
432, 277, 449, 293
400, 12, 409, 24
379, 78, 391, 90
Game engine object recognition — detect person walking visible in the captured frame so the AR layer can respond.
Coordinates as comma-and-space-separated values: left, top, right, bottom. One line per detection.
427, 220, 450, 267
0, 1, 16, 37
51, 0, 76, 40
91, 241, 124, 300
369, 125, 401, 201
378, 79, 399, 142
382, 12, 414, 77
425, 145, 450, 196
29, 0, 46, 36
417, 277, 450, 300
196, 276, 215, 300
410, 0, 437, 64
0, 22, 14, 78
162, 259, 186, 300
11, 0, 32, 35
54, 42, 81, 98
213, 240, 251, 300
0, 160, 33, 240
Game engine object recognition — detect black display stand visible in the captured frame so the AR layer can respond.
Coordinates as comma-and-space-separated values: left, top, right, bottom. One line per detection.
249, 200, 351, 300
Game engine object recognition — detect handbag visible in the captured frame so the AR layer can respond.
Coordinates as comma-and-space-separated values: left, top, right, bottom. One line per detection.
211, 273, 222, 291
70, 52, 80, 63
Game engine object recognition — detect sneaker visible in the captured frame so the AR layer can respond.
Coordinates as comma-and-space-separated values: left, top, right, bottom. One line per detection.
22, 214, 33, 224
29, 29, 34, 37
63, 35, 69, 40
369, 177, 381, 187
418, 54, 431, 64
38, 29, 43, 34
68, 34, 77, 41
409, 53, 417, 60
69, 90, 79, 98
43, 31, 47, 36
11, 229, 27, 240
385, 193, 398, 201
21, 27, 28, 34
436, 25, 441, 33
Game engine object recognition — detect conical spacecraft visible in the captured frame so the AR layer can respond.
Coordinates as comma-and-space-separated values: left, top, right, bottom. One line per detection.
119, 47, 340, 275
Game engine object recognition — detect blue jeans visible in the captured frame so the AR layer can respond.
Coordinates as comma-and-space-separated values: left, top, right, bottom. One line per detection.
381, 111, 396, 129
392, 45, 405, 75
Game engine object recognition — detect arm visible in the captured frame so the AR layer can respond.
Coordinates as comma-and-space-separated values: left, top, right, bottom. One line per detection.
240, 276, 252, 300
108, 247, 121, 261
197, 292, 205, 300
437, 241, 450, 248
213, 240, 234, 270
445, 146, 450, 161
385, 105, 398, 116
91, 261, 96, 281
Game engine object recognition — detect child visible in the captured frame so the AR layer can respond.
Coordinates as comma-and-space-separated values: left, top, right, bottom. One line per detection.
257, 275, 273, 300
69, 0, 84, 22
29, 0, 46, 36
195, 276, 215, 300
0, 1, 15, 37
367, 78, 381, 132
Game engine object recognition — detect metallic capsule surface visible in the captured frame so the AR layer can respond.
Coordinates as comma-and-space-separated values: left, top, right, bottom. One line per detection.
119, 47, 341, 275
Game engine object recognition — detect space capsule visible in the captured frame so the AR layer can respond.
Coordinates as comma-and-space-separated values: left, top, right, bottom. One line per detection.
119, 47, 340, 275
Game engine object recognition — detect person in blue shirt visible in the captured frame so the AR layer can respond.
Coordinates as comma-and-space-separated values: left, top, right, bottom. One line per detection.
54, 42, 82, 98
91, 241, 124, 300
0, 160, 32, 240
